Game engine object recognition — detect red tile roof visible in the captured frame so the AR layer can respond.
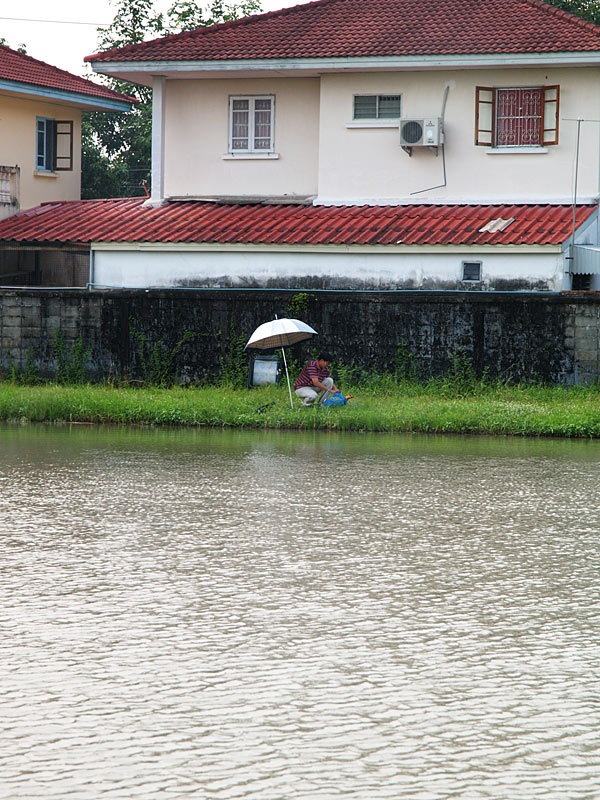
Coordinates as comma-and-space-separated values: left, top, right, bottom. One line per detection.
0, 44, 135, 104
85, 0, 600, 63
0, 198, 594, 246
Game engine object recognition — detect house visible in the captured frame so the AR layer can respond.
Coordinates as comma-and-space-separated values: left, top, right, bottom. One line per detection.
2, 0, 600, 290
0, 44, 134, 283
0, 44, 135, 216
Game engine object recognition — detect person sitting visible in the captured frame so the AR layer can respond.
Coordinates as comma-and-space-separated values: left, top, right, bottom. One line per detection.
294, 351, 340, 406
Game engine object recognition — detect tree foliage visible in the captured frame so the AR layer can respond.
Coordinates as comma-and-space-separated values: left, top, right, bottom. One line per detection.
82, 0, 261, 199
544, 0, 600, 25
0, 37, 27, 53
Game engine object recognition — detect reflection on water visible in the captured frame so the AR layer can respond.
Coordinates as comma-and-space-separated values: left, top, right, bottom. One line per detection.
1, 424, 599, 799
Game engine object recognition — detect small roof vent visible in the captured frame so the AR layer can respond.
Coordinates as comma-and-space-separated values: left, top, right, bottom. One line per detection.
479, 217, 516, 233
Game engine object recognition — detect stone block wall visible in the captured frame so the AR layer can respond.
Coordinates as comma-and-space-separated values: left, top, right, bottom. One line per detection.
0, 288, 599, 385
568, 301, 600, 384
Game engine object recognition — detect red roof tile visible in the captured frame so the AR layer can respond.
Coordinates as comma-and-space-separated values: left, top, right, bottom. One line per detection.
0, 198, 594, 246
0, 44, 135, 104
85, 0, 600, 63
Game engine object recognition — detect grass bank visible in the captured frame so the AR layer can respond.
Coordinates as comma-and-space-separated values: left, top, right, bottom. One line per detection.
1, 381, 600, 437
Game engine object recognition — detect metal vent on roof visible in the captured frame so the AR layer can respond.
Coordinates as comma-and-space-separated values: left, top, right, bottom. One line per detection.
479, 217, 515, 234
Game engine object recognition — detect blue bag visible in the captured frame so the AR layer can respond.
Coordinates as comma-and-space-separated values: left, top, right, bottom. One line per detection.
321, 392, 347, 407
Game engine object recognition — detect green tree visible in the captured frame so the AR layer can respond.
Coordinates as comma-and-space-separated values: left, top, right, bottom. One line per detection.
545, 0, 600, 25
165, 0, 261, 31
81, 123, 130, 199
0, 37, 27, 53
82, 0, 261, 199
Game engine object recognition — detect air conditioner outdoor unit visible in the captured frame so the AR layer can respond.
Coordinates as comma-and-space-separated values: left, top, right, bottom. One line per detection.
399, 117, 444, 147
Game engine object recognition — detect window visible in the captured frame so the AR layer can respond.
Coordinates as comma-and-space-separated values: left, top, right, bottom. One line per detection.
353, 94, 401, 120
462, 261, 482, 282
475, 86, 559, 148
36, 117, 53, 171
229, 96, 274, 153
572, 273, 592, 291
36, 117, 74, 171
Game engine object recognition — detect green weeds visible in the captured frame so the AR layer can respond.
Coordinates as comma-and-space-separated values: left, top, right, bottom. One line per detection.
0, 380, 600, 437
53, 331, 91, 385
2, 343, 600, 437
219, 317, 248, 389
132, 325, 196, 387
286, 292, 312, 320
2, 350, 40, 385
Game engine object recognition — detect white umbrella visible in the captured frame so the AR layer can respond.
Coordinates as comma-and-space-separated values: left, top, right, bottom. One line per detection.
245, 317, 318, 408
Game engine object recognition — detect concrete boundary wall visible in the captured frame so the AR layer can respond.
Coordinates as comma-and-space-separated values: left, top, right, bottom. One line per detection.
0, 288, 599, 385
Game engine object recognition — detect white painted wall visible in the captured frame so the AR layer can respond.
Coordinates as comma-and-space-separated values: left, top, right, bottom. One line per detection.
317, 68, 600, 203
92, 245, 564, 291
164, 77, 320, 199
159, 66, 600, 203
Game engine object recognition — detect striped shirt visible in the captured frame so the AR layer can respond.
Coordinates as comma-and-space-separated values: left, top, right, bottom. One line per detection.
294, 359, 330, 390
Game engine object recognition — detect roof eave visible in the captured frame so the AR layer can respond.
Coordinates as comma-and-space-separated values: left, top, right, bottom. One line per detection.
89, 50, 600, 81
0, 78, 135, 111
90, 240, 563, 253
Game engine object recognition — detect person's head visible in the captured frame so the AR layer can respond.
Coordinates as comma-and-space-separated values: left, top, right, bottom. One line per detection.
317, 351, 333, 368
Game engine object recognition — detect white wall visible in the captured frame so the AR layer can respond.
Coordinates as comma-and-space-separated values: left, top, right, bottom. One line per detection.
159, 66, 600, 204
317, 68, 600, 203
92, 246, 563, 291
164, 77, 320, 199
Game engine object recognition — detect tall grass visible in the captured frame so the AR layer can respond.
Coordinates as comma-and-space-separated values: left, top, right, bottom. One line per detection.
2, 344, 599, 436
1, 379, 600, 437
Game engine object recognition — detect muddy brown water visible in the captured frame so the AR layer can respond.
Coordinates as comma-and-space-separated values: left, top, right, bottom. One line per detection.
1, 424, 599, 799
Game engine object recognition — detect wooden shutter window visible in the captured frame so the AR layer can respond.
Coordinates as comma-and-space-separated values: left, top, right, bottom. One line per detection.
54, 120, 73, 171
476, 85, 560, 148
542, 85, 560, 146
475, 87, 495, 146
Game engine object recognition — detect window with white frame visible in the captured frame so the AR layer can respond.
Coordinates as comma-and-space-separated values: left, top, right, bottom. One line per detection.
36, 117, 74, 171
229, 95, 274, 153
475, 86, 559, 148
353, 94, 401, 120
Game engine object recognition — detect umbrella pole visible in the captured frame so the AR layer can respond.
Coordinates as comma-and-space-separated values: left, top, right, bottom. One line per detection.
281, 347, 294, 409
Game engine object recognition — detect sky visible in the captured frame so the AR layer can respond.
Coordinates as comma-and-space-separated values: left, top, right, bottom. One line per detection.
0, 0, 305, 77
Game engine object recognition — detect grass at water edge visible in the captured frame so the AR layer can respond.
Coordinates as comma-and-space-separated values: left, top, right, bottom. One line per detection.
1, 382, 600, 438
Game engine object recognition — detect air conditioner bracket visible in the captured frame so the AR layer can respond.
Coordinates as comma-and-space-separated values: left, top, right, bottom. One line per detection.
400, 145, 440, 157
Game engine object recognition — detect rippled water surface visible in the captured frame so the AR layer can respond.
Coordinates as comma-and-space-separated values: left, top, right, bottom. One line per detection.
1, 424, 599, 799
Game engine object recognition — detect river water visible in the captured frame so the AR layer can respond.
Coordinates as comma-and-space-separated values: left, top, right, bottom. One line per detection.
1, 424, 599, 800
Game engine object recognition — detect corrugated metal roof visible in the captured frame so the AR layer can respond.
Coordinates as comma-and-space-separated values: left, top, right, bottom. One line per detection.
0, 199, 594, 247
0, 44, 135, 104
85, 0, 600, 64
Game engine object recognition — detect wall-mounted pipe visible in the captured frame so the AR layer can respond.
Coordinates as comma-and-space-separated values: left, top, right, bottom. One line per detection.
410, 84, 450, 196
